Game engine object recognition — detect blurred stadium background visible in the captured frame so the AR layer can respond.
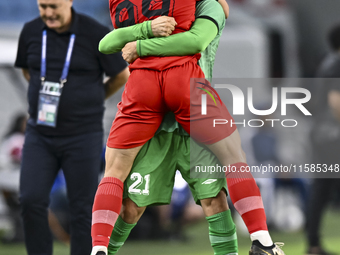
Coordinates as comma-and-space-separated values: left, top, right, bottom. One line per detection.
0, 0, 340, 254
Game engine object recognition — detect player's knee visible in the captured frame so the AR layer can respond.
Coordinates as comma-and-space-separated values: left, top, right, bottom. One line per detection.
227, 146, 247, 164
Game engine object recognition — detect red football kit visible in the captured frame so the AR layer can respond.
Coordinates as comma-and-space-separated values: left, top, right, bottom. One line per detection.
106, 0, 232, 149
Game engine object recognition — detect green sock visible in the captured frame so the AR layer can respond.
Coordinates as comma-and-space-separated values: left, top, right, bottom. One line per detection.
108, 216, 137, 255
206, 210, 238, 255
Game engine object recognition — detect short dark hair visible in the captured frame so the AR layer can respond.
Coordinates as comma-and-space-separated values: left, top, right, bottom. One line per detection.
328, 23, 340, 51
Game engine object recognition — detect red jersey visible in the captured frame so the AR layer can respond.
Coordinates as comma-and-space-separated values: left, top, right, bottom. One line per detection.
109, 0, 199, 70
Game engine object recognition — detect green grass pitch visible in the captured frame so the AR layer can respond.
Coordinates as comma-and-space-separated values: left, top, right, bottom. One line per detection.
0, 210, 339, 255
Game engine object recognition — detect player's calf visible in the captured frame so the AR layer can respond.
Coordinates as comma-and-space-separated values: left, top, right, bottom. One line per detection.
201, 190, 238, 255
91, 146, 142, 251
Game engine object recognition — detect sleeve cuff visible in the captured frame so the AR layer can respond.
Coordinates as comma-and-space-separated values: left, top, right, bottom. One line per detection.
146, 21, 154, 38
139, 21, 154, 39
136, 40, 142, 56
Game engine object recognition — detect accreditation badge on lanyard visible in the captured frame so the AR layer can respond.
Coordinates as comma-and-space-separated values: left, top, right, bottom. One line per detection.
37, 30, 76, 127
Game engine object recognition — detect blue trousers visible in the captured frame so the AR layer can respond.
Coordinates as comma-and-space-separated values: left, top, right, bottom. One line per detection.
20, 126, 103, 255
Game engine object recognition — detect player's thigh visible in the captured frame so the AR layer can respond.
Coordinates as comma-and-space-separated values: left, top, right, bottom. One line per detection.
61, 131, 103, 208
123, 133, 177, 207
176, 135, 228, 205
206, 129, 246, 166
107, 69, 165, 149
20, 127, 60, 205
104, 146, 143, 182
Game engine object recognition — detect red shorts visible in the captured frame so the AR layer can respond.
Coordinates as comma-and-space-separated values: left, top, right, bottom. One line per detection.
107, 59, 236, 149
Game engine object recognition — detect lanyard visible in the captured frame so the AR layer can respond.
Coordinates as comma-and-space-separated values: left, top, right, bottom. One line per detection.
40, 30, 76, 84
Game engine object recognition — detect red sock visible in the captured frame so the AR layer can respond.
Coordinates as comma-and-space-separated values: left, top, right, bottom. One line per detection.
91, 177, 123, 247
226, 163, 268, 234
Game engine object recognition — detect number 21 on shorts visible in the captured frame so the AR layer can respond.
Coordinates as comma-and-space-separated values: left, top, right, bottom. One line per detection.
128, 173, 150, 195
